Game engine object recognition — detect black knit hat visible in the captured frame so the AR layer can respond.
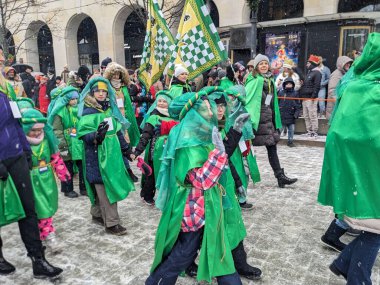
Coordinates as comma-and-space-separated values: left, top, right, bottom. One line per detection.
101, 57, 112, 68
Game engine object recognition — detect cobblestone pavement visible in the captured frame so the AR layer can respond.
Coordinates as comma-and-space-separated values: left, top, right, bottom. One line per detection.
1, 145, 379, 285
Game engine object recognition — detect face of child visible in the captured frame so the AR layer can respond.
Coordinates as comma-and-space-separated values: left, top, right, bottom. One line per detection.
94, 89, 108, 101
198, 100, 213, 121
69, 98, 78, 106
217, 103, 226, 121
285, 83, 293, 90
157, 98, 168, 109
112, 72, 120, 80
177, 72, 188, 83
28, 127, 44, 139
257, 61, 269, 74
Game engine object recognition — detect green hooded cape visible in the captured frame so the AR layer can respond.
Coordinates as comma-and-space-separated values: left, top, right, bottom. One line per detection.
151, 92, 235, 282
318, 33, 380, 219
77, 78, 135, 205
245, 73, 282, 131
120, 86, 140, 147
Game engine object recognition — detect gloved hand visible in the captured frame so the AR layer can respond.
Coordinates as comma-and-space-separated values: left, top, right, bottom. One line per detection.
51, 153, 71, 182
137, 157, 152, 176
25, 152, 33, 170
0, 161, 8, 181
233, 113, 250, 133
95, 121, 109, 145
121, 147, 134, 161
212, 126, 225, 153
237, 186, 247, 200
153, 123, 161, 136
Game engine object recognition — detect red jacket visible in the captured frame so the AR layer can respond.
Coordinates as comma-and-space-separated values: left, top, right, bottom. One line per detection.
38, 83, 50, 114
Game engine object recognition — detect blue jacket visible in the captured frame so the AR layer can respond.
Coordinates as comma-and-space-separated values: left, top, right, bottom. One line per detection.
81, 106, 130, 184
0, 92, 30, 161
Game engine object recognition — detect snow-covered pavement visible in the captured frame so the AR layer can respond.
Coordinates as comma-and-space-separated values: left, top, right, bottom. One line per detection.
1, 145, 378, 285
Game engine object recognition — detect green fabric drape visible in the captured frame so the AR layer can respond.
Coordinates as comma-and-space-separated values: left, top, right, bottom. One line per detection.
318, 32, 380, 219
121, 86, 140, 146
0, 178, 25, 227
245, 73, 282, 131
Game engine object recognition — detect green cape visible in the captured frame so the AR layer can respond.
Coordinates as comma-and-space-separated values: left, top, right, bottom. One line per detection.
0, 178, 26, 227
318, 32, 380, 219
77, 108, 135, 205
121, 86, 140, 147
245, 73, 282, 130
219, 77, 234, 90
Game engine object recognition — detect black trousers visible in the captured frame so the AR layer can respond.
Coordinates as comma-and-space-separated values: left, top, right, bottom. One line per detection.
265, 144, 282, 174
61, 160, 85, 193
140, 160, 155, 201
2, 154, 42, 257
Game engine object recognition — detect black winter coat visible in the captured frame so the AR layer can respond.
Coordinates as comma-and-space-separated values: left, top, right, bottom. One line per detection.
81, 106, 131, 184
222, 127, 243, 189
300, 68, 322, 99
252, 79, 280, 147
279, 89, 301, 125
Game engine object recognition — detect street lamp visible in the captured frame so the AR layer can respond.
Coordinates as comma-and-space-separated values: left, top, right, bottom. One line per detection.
246, 0, 260, 58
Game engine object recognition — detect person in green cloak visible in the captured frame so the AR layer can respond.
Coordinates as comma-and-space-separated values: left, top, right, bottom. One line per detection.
226, 85, 261, 208
185, 87, 262, 281
216, 69, 234, 90
16, 97, 35, 112
168, 64, 191, 99
318, 32, 380, 284
21, 108, 71, 254
245, 53, 297, 188
103, 62, 140, 147
132, 90, 178, 205
77, 77, 135, 236
146, 91, 242, 284
48, 86, 87, 198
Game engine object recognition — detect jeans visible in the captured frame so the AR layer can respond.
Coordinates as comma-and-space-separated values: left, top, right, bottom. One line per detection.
146, 229, 242, 285
2, 154, 43, 257
265, 144, 282, 174
333, 231, 380, 285
285, 124, 295, 143
318, 87, 326, 113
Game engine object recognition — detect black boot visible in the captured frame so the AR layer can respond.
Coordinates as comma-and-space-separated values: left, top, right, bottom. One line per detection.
28, 248, 63, 279
185, 261, 198, 278
0, 247, 15, 275
127, 168, 138, 183
321, 220, 347, 252
232, 242, 262, 280
275, 169, 297, 188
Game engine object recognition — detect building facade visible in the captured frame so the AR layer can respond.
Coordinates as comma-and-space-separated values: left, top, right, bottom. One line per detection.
7, 0, 380, 75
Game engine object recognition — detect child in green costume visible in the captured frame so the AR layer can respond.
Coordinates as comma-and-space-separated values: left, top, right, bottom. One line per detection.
185, 88, 262, 281
226, 85, 261, 207
146, 91, 242, 284
49, 86, 87, 198
132, 90, 177, 205
103, 62, 140, 147
21, 108, 71, 254
77, 77, 135, 236
168, 64, 191, 98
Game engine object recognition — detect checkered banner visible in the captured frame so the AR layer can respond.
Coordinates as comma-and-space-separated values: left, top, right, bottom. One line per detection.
139, 0, 175, 90
167, 0, 227, 80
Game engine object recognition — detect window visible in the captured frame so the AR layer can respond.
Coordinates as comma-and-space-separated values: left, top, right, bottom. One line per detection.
258, 0, 303, 22
339, 26, 371, 56
338, 0, 380, 13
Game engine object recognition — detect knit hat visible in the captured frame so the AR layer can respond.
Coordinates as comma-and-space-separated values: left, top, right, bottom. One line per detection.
218, 69, 227, 79
247, 59, 255, 67
307, 54, 320, 65
174, 64, 188, 77
101, 57, 112, 68
282, 59, 294, 69
91, 81, 108, 92
253, 54, 269, 69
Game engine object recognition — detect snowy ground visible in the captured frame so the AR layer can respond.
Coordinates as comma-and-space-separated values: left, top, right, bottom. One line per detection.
1, 145, 379, 285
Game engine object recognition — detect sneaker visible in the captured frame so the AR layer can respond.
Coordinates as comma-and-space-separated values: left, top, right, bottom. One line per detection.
239, 202, 253, 211
142, 197, 155, 206
44, 233, 63, 255
106, 224, 127, 236
92, 216, 104, 226
312, 132, 319, 139
64, 191, 78, 198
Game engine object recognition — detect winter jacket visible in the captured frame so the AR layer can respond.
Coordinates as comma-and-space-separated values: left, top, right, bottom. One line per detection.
278, 79, 301, 125
223, 127, 243, 188
300, 67, 322, 99
38, 83, 50, 114
81, 106, 131, 184
252, 79, 280, 147
0, 92, 31, 161
46, 75, 56, 98
129, 83, 154, 120
326, 56, 353, 120
275, 72, 301, 91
